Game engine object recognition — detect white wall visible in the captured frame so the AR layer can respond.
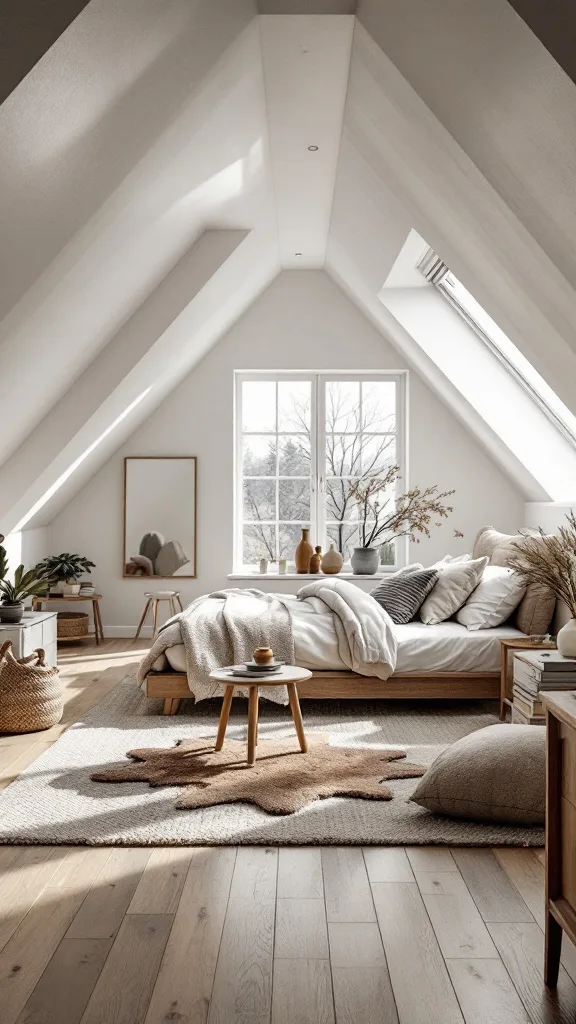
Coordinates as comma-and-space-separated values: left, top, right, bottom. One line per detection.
48, 271, 524, 632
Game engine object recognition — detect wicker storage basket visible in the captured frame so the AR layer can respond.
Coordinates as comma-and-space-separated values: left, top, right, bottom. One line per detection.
57, 611, 89, 638
0, 639, 63, 733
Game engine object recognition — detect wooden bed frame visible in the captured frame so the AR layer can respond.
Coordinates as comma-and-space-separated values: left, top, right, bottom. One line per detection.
145, 670, 500, 716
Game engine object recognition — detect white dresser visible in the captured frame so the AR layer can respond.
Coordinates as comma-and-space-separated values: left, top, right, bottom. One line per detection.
0, 611, 58, 666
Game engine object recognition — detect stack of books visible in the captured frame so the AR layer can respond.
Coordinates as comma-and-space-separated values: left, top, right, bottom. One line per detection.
512, 650, 576, 725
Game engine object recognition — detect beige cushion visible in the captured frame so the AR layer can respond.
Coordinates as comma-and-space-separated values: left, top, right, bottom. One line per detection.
472, 526, 556, 634
419, 556, 487, 625
456, 565, 526, 630
411, 724, 545, 825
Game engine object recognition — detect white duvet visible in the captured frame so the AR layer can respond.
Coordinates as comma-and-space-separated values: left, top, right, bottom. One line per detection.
145, 578, 397, 697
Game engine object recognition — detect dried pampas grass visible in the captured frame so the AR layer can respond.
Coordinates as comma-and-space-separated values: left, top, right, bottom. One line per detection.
508, 513, 576, 619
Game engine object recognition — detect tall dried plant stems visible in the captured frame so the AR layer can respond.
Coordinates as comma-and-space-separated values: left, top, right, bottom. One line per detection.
508, 512, 576, 618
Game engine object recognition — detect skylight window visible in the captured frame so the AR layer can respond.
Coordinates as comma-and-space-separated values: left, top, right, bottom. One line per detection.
421, 252, 576, 446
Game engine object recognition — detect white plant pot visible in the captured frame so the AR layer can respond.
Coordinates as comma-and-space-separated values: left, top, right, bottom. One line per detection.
62, 583, 81, 596
557, 618, 576, 657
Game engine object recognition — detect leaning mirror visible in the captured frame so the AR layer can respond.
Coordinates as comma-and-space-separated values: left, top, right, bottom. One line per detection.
123, 457, 197, 578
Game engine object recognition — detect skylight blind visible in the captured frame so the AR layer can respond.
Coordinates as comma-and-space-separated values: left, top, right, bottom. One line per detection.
417, 248, 450, 286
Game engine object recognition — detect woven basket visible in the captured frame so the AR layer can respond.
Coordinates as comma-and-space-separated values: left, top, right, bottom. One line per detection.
57, 611, 89, 638
0, 640, 63, 733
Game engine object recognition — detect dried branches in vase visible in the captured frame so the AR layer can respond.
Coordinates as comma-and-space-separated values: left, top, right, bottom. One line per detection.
508, 514, 576, 655
348, 466, 455, 574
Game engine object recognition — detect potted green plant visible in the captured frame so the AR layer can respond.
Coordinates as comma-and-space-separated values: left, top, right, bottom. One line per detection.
348, 468, 455, 574
0, 564, 52, 624
35, 553, 96, 596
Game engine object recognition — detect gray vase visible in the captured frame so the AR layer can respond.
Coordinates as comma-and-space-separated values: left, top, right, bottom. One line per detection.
351, 547, 380, 575
0, 602, 24, 624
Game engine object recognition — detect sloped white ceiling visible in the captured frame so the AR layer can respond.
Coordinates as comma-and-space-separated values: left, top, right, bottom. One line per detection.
2, 0, 576, 531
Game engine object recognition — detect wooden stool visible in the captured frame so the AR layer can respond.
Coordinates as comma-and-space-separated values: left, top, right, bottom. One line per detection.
209, 666, 312, 766
133, 591, 184, 642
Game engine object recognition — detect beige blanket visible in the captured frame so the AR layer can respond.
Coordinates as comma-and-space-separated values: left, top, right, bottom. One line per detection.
137, 589, 294, 704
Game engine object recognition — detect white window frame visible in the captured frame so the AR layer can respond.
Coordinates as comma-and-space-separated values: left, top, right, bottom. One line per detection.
234, 370, 408, 575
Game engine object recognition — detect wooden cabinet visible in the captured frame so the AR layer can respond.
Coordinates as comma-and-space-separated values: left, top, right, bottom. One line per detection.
499, 638, 555, 721
541, 690, 576, 987
0, 611, 57, 666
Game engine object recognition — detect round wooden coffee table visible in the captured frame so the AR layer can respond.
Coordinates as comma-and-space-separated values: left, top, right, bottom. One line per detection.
209, 665, 313, 766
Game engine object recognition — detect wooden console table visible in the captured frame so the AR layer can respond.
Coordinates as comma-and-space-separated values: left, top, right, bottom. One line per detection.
32, 594, 104, 645
541, 690, 576, 987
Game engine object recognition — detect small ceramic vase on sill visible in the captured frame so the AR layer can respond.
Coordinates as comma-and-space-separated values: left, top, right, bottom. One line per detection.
351, 547, 380, 575
321, 543, 343, 575
295, 528, 313, 574
557, 619, 576, 657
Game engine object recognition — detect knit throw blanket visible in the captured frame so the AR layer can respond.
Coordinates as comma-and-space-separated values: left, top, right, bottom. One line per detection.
137, 589, 295, 704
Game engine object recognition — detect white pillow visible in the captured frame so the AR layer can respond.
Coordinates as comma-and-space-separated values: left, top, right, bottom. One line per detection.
430, 554, 471, 568
420, 556, 488, 625
456, 565, 526, 630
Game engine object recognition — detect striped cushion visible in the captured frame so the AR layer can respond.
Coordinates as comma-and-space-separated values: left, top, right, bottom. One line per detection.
370, 569, 439, 624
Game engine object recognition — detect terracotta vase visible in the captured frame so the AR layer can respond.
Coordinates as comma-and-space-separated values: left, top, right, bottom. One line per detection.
295, 528, 314, 574
253, 647, 274, 665
309, 546, 322, 574
321, 543, 343, 575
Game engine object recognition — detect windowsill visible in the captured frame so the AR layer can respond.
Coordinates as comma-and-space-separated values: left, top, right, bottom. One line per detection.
227, 572, 394, 581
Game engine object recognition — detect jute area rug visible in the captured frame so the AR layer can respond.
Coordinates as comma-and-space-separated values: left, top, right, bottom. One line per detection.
0, 678, 544, 847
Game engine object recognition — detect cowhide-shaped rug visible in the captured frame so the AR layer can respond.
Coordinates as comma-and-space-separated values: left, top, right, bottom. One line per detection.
92, 734, 426, 815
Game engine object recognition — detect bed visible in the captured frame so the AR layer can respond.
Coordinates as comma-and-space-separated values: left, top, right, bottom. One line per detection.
143, 588, 524, 713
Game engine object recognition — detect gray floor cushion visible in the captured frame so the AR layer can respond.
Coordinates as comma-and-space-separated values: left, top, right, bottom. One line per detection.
411, 723, 545, 825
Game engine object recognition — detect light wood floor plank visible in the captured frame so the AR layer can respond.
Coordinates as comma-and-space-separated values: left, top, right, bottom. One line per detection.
277, 848, 323, 898
80, 914, 173, 1024
275, 899, 329, 959
415, 870, 499, 958
451, 849, 534, 924
363, 847, 414, 883
0, 847, 67, 954
184, 847, 237, 899
322, 847, 375, 923
144, 897, 228, 1024
372, 882, 464, 1024
406, 847, 457, 872
229, 846, 277, 903
0, 886, 88, 1024
128, 848, 192, 915
328, 922, 386, 968
488, 921, 576, 1024
66, 848, 151, 940
271, 959, 334, 1024
16, 938, 112, 1024
332, 966, 398, 1024
207, 897, 275, 1024
447, 958, 531, 1024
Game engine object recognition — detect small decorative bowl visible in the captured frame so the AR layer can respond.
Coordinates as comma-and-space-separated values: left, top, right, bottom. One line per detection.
253, 647, 274, 666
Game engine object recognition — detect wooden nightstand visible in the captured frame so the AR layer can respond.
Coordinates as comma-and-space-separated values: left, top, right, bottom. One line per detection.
499, 637, 555, 721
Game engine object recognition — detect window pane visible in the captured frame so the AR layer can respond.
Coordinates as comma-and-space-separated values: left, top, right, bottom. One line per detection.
278, 523, 309, 561
326, 522, 359, 559
325, 434, 362, 477
278, 380, 311, 432
326, 381, 360, 433
243, 436, 276, 476
360, 435, 396, 476
278, 435, 310, 476
278, 479, 310, 520
243, 479, 276, 520
243, 524, 276, 564
362, 381, 396, 433
325, 478, 361, 522
242, 380, 276, 432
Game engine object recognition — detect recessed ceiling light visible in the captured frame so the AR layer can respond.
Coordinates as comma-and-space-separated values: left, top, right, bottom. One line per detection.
308, 145, 319, 152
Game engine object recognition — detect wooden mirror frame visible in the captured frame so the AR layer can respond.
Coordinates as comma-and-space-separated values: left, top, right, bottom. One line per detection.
123, 456, 197, 579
